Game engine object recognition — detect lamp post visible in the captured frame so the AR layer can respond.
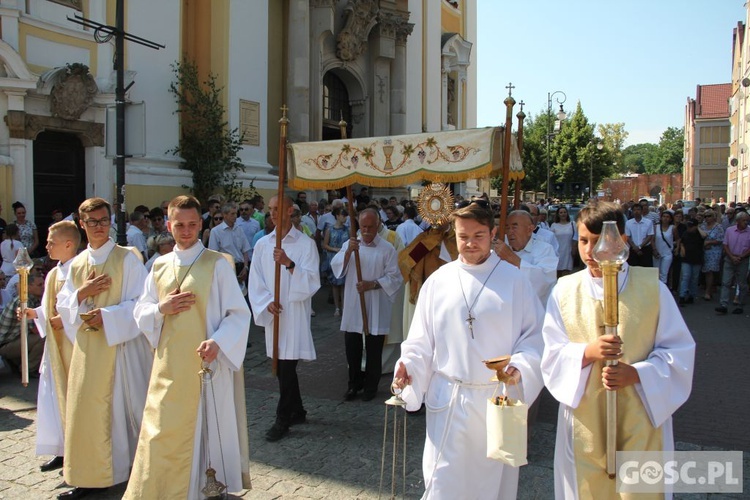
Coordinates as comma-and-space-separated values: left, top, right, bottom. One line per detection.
589, 139, 604, 200
546, 91, 567, 198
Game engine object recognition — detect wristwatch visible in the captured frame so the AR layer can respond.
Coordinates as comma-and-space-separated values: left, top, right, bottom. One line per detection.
286, 261, 296, 270
372, 280, 381, 290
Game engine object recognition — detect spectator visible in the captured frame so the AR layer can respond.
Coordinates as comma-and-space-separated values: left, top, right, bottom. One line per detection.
12, 201, 39, 256
144, 233, 175, 271
126, 211, 149, 262
322, 207, 349, 316
625, 203, 654, 267
0, 201, 7, 241
678, 219, 706, 306
0, 273, 45, 375
715, 212, 750, 315
0, 223, 21, 277
251, 195, 266, 229
550, 206, 575, 278
396, 205, 423, 247
237, 199, 261, 260
295, 192, 309, 216
700, 210, 724, 300
148, 207, 167, 237
653, 211, 675, 285
383, 205, 402, 231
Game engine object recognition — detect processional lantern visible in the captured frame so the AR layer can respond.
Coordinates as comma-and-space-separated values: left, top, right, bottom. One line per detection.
379, 383, 407, 500
591, 220, 629, 479
13, 247, 33, 387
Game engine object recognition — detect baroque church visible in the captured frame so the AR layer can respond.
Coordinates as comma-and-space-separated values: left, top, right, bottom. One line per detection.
0, 0, 477, 234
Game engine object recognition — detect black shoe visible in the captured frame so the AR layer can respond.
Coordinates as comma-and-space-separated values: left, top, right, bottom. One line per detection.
265, 422, 289, 442
57, 487, 107, 499
686, 296, 694, 304
40, 456, 64, 472
289, 411, 307, 426
344, 388, 358, 401
715, 306, 728, 314
732, 307, 744, 315
361, 391, 377, 402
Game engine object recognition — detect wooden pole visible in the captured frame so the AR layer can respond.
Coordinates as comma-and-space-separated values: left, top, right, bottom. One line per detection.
339, 118, 370, 335
497, 91, 516, 241
272, 105, 289, 375
513, 103, 526, 209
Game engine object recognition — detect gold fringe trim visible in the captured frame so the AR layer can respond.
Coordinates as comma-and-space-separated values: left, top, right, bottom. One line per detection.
287, 162, 493, 190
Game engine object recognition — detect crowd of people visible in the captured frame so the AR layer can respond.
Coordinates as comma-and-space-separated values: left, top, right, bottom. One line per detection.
0, 187, 742, 498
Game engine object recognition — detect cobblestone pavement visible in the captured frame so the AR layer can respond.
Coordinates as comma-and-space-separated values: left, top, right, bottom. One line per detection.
1, 285, 748, 499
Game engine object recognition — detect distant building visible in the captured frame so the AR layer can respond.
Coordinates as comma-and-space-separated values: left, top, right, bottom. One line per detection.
683, 83, 731, 202
729, 11, 750, 204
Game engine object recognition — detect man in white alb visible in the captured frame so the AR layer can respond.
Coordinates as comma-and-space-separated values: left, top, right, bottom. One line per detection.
394, 202, 544, 499
124, 195, 252, 499
332, 208, 402, 401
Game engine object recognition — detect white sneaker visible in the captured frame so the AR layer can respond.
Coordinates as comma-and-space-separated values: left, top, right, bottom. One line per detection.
334, 308, 341, 317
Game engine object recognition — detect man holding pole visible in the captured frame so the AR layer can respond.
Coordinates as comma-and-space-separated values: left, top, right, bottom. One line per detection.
332, 208, 402, 402
249, 195, 320, 442
56, 197, 153, 499
541, 202, 695, 499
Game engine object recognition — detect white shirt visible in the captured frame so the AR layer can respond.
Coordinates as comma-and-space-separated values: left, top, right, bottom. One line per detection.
511, 237, 558, 306
331, 235, 402, 335
248, 227, 320, 360
236, 217, 261, 259
126, 225, 147, 257
533, 225, 560, 256
625, 216, 655, 247
396, 218, 423, 247
208, 222, 251, 265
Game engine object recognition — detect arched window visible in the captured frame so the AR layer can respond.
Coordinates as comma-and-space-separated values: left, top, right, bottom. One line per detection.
322, 72, 352, 140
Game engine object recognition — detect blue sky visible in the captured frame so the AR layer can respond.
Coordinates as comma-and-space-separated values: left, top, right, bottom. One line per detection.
476, 0, 746, 146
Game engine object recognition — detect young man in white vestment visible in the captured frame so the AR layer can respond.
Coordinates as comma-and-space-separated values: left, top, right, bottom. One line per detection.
56, 198, 153, 499
541, 202, 695, 499
22, 221, 80, 473
124, 196, 252, 499
394, 202, 545, 499
249, 195, 320, 442
332, 208, 402, 402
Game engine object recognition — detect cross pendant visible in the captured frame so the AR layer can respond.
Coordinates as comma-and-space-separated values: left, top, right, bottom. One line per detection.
466, 312, 475, 339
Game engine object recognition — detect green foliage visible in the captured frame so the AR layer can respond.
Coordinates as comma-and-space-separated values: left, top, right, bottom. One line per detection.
597, 123, 628, 174
621, 143, 660, 174
168, 59, 250, 203
619, 128, 683, 175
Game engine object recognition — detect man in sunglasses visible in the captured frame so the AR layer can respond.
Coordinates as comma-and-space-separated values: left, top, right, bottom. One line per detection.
56, 197, 152, 499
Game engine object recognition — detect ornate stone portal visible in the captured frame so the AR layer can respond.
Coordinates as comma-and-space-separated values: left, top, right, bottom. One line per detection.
336, 0, 379, 62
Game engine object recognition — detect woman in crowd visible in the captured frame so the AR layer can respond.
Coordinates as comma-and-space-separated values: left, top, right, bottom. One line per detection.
291, 208, 313, 237
202, 210, 223, 247
144, 233, 175, 271
700, 209, 724, 301
652, 210, 675, 285
678, 218, 706, 306
0, 223, 21, 276
322, 206, 348, 317
670, 210, 686, 292
550, 206, 574, 278
12, 201, 39, 256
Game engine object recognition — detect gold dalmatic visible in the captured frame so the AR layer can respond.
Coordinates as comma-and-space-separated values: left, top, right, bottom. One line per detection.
124, 250, 219, 499
43, 266, 74, 428
63, 246, 128, 487
558, 267, 663, 500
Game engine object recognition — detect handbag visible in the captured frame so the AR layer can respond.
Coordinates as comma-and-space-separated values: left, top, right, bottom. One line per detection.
485, 382, 528, 467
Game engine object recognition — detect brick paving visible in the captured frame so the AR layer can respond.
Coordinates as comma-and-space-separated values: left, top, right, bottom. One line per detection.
0, 285, 748, 498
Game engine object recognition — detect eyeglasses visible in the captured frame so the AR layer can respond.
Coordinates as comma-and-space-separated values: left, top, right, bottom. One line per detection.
213, 216, 224, 222
83, 217, 112, 227
239, 207, 250, 212
456, 199, 490, 209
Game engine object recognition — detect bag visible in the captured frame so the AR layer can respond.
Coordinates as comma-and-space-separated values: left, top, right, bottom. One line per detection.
485, 383, 528, 467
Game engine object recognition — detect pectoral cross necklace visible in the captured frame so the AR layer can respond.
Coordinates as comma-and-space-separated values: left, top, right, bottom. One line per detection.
457, 258, 502, 339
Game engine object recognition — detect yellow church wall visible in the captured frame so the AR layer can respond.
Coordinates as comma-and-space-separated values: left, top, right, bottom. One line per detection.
18, 22, 98, 74
124, 184, 190, 212
441, 1, 463, 36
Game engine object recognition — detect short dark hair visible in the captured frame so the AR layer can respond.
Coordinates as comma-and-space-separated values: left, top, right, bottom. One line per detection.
404, 206, 417, 220
577, 201, 626, 235
79, 197, 112, 218
451, 203, 494, 230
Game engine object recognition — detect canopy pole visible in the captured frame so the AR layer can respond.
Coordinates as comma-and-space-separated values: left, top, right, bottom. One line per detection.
272, 105, 289, 375
339, 118, 370, 335
497, 89, 516, 240
513, 102, 526, 209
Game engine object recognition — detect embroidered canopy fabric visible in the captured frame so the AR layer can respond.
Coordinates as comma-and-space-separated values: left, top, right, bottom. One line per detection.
287, 127, 521, 190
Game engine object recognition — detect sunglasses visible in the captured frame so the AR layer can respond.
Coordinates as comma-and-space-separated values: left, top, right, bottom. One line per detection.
214, 216, 224, 222
239, 208, 250, 212
456, 199, 490, 209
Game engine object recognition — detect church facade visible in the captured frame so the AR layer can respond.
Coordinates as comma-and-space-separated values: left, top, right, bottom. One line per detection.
0, 0, 476, 231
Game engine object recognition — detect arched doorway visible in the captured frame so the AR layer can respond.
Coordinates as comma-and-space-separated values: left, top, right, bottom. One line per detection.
322, 71, 352, 140
33, 131, 86, 254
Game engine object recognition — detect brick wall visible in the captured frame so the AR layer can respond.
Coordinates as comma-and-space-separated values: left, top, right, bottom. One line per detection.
601, 173, 684, 205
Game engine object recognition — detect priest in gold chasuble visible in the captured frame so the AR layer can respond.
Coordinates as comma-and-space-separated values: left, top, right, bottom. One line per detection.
125, 196, 251, 500
56, 198, 153, 496
541, 202, 695, 500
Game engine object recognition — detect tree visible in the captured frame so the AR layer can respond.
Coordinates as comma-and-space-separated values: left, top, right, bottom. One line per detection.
597, 123, 628, 174
651, 126, 684, 174
168, 59, 252, 203
621, 143, 659, 174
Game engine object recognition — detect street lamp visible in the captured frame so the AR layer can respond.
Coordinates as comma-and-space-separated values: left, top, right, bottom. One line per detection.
546, 91, 567, 198
589, 139, 604, 200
